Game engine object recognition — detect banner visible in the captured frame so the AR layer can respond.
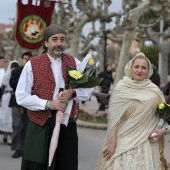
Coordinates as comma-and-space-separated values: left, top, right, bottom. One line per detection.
16, 0, 55, 49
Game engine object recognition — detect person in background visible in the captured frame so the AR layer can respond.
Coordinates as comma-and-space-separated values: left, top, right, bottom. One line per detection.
0, 61, 19, 145
0, 56, 5, 103
15, 24, 93, 170
9, 52, 33, 158
149, 65, 161, 88
162, 81, 170, 104
98, 64, 114, 111
96, 52, 168, 170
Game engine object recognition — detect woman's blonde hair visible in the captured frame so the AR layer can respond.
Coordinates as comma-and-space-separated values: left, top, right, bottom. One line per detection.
124, 52, 153, 79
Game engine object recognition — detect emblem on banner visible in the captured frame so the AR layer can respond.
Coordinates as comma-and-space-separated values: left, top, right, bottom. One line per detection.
20, 15, 46, 44
16, 0, 55, 49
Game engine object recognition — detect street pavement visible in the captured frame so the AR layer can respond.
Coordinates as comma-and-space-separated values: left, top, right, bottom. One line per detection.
0, 137, 22, 170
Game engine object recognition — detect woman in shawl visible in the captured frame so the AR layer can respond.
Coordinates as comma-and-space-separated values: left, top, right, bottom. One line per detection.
0, 61, 19, 144
96, 52, 169, 170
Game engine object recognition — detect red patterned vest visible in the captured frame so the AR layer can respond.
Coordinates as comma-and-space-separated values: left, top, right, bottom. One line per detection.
27, 53, 78, 126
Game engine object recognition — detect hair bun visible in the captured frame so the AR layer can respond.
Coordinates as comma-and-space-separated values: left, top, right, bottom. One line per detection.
135, 52, 145, 57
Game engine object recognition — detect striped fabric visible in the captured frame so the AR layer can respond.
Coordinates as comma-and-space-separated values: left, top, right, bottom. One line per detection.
21, 159, 47, 170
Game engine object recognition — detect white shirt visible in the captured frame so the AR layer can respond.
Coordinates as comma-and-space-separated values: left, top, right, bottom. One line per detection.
16, 54, 94, 111
0, 68, 5, 87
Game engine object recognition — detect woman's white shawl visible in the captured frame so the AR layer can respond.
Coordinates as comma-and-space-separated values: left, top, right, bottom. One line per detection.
96, 76, 165, 169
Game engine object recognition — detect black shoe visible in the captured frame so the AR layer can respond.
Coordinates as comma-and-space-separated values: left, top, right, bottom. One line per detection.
99, 105, 105, 111
12, 150, 22, 158
3, 138, 7, 143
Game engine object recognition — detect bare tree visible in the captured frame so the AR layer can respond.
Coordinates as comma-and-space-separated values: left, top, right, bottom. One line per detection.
138, 0, 170, 84
51, 0, 122, 60
113, 0, 170, 86
114, 1, 151, 85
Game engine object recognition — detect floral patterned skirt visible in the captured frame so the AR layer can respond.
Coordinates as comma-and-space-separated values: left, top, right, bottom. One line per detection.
96, 140, 169, 170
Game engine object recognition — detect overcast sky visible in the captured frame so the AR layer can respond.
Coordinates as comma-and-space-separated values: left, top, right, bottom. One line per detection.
0, 0, 122, 24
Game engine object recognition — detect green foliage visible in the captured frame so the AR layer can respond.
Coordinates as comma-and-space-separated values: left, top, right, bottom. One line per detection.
67, 58, 103, 89
139, 9, 159, 25
139, 9, 170, 32
156, 103, 170, 122
140, 45, 159, 67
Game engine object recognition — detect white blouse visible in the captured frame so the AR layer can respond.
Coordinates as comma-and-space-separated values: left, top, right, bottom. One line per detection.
0, 68, 5, 87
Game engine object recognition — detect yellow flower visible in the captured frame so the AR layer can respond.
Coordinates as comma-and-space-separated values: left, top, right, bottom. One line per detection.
158, 103, 165, 110
69, 70, 83, 80
88, 58, 94, 65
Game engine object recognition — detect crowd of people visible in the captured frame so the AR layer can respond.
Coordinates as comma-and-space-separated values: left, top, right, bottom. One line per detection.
0, 61, 19, 145
0, 52, 32, 159
0, 24, 170, 170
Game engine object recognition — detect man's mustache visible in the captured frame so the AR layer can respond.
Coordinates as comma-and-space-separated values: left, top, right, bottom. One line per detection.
52, 46, 63, 51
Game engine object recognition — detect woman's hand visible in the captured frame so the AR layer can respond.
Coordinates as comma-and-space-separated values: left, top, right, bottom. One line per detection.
103, 132, 117, 161
149, 129, 165, 143
102, 142, 116, 161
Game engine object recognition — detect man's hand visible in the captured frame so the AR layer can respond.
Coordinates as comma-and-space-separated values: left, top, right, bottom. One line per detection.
50, 100, 66, 112
58, 89, 72, 103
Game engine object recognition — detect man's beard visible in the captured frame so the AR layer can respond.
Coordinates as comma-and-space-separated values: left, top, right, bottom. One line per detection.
52, 46, 64, 56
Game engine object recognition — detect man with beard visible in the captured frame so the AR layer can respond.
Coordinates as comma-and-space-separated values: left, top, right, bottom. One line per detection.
15, 24, 93, 170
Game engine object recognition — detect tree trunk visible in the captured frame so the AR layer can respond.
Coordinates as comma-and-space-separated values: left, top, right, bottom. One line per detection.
159, 50, 169, 85
69, 33, 81, 59
114, 1, 150, 86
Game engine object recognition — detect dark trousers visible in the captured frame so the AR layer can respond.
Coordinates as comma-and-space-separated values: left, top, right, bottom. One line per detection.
21, 109, 29, 155
21, 118, 78, 170
50, 122, 78, 170
11, 107, 29, 154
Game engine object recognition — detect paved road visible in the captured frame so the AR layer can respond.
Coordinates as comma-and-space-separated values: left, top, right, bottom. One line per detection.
0, 127, 106, 170
0, 136, 22, 170
78, 127, 106, 170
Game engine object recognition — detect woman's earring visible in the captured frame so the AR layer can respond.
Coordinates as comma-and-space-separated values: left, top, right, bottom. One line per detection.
129, 72, 132, 79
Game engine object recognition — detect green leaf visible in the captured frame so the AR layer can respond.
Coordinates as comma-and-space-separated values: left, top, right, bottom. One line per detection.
67, 59, 102, 89
67, 65, 76, 71
163, 104, 170, 122
68, 74, 89, 89
76, 77, 103, 88
75, 74, 88, 83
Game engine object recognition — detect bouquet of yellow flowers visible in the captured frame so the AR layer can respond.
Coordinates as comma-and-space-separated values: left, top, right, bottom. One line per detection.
155, 103, 170, 128
67, 55, 103, 89
150, 103, 170, 141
